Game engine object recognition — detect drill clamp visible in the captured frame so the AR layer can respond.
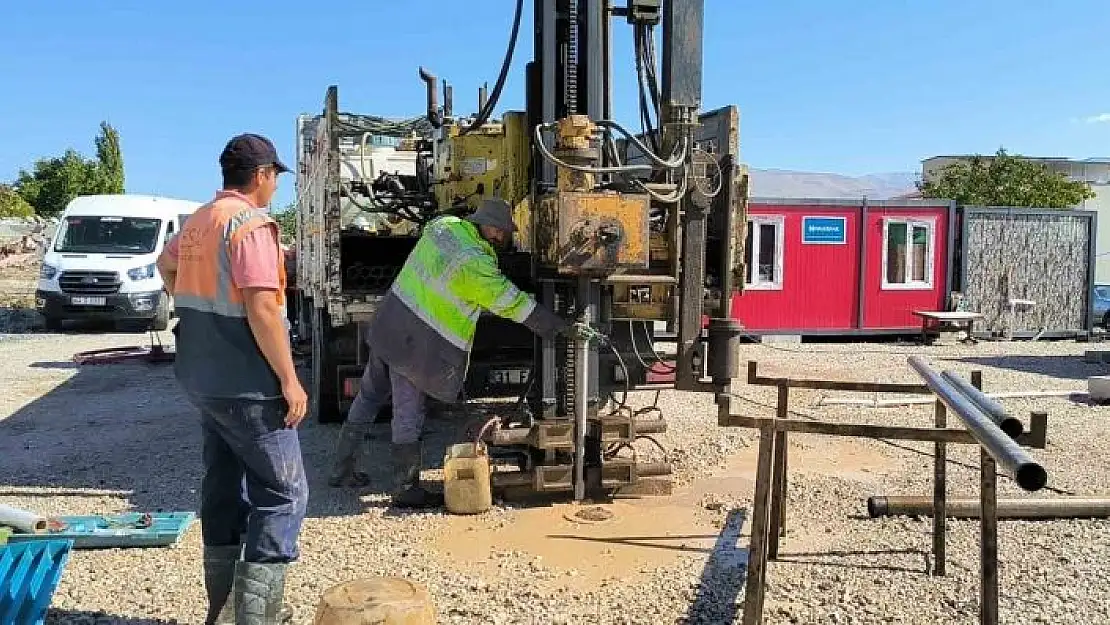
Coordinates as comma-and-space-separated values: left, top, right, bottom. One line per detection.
569, 322, 609, 344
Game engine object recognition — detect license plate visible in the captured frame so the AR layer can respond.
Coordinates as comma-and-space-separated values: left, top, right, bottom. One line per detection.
71, 296, 106, 306
488, 368, 529, 386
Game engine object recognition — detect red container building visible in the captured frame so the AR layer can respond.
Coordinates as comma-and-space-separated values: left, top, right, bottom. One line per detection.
730, 198, 956, 336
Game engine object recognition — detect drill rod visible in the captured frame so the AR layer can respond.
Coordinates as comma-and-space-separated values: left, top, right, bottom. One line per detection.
574, 277, 591, 502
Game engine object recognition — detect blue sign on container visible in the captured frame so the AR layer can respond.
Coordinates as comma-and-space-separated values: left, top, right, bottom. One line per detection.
802, 216, 847, 244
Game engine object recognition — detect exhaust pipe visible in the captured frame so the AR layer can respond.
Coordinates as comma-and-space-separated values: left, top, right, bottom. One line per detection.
868, 495, 1110, 520
417, 67, 443, 128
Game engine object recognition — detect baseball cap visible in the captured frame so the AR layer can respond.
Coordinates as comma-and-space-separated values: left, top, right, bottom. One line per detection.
219, 133, 291, 174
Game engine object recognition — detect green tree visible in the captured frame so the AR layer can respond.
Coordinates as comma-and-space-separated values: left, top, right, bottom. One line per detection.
271, 203, 297, 245
93, 121, 124, 194
12, 121, 126, 216
918, 148, 1095, 209
14, 150, 102, 217
0, 184, 34, 218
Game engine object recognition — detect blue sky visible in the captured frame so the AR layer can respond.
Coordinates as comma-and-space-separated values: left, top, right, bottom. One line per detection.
2, 1, 1108, 208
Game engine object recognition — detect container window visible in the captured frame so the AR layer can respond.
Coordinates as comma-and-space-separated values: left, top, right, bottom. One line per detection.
911, 224, 929, 282
745, 216, 784, 290
882, 218, 935, 290
885, 222, 907, 284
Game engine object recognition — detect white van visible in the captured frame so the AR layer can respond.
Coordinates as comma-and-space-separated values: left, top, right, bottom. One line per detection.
35, 194, 202, 331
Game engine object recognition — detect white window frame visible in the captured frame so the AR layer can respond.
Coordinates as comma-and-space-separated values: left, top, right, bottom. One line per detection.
881, 217, 936, 291
745, 215, 785, 291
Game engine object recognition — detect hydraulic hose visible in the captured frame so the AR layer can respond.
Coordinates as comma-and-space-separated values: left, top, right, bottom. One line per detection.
596, 119, 688, 170
461, 0, 525, 135
533, 123, 654, 174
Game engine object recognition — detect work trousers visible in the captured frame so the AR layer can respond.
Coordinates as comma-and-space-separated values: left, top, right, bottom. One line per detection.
189, 394, 309, 564
345, 346, 428, 445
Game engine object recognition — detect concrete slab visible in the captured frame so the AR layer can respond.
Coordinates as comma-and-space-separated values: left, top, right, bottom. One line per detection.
760, 334, 802, 345
1089, 376, 1110, 403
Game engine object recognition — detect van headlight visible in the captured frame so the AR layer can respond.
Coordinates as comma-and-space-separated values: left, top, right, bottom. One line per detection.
39, 264, 58, 280
127, 263, 157, 281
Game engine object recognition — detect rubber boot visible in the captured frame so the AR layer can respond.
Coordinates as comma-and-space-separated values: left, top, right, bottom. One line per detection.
390, 442, 444, 509
327, 424, 371, 488
202, 545, 241, 625
232, 561, 289, 625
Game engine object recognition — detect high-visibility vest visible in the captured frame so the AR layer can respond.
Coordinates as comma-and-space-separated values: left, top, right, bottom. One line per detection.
390, 216, 535, 352
172, 192, 287, 399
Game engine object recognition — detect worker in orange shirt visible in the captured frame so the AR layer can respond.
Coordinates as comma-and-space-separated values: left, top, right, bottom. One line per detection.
159, 134, 306, 624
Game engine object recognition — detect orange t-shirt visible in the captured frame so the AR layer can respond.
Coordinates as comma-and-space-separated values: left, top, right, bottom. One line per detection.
165, 204, 281, 290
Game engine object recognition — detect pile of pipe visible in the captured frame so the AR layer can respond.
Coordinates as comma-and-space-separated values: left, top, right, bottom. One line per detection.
345, 263, 401, 290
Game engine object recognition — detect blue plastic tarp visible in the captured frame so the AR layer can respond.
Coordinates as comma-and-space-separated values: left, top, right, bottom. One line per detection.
0, 539, 73, 625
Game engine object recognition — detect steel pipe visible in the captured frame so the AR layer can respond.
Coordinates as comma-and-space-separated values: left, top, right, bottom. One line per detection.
869, 495, 1110, 520
0, 503, 47, 533
907, 357, 1047, 492
940, 370, 1023, 439
574, 278, 592, 502
630, 417, 668, 435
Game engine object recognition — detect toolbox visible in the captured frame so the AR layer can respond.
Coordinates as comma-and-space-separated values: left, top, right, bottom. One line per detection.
4, 512, 195, 550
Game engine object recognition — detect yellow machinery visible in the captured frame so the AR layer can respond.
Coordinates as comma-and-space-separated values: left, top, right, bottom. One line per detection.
296, 0, 749, 501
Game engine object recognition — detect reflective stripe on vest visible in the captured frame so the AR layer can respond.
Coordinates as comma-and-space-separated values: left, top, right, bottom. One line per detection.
391, 216, 535, 351
174, 196, 286, 319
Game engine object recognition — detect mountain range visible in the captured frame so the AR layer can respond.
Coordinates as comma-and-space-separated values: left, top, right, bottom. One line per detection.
748, 168, 920, 200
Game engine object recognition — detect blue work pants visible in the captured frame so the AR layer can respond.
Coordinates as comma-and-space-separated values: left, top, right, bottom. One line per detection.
190, 395, 309, 564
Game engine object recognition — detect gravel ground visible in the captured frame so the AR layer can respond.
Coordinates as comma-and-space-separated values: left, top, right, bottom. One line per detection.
1, 316, 1108, 624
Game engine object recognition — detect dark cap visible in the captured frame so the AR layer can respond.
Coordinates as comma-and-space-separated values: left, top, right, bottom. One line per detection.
219, 133, 290, 174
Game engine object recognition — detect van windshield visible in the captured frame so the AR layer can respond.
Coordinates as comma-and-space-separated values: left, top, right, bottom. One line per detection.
54, 216, 163, 254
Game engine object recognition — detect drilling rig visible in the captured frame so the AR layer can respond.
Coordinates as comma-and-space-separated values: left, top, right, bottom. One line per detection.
294, 0, 749, 501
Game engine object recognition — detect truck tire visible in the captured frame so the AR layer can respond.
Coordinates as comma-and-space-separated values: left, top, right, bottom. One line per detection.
312, 306, 342, 423
151, 296, 171, 331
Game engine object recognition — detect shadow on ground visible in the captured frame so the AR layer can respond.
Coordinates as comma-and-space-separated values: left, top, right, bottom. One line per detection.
0, 349, 503, 521
687, 508, 748, 624
0, 305, 42, 334
46, 610, 181, 625
774, 547, 928, 574
957, 354, 1101, 382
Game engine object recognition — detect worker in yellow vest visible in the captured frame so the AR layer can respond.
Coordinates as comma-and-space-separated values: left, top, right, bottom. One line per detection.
329, 198, 569, 508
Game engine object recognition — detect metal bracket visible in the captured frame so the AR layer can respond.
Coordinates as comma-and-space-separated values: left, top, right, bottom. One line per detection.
625, 0, 662, 25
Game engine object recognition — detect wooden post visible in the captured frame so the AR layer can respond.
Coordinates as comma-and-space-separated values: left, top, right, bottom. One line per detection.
741, 423, 777, 625
769, 383, 789, 559
972, 370, 999, 625
932, 399, 947, 576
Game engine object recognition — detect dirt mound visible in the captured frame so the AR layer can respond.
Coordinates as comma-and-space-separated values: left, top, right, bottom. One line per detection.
0, 218, 52, 260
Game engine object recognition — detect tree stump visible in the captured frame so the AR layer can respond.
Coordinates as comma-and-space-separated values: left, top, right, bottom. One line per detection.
313, 577, 437, 625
